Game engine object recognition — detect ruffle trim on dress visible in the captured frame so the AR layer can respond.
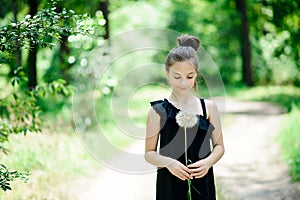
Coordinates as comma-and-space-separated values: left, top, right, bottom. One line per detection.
150, 99, 215, 133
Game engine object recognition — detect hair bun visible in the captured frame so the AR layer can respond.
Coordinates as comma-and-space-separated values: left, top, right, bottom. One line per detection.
177, 34, 200, 51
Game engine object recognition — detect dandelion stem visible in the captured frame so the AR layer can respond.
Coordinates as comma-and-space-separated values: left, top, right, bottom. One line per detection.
184, 127, 192, 200
184, 128, 188, 166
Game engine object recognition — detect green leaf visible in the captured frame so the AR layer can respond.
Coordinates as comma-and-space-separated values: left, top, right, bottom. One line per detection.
12, 93, 18, 100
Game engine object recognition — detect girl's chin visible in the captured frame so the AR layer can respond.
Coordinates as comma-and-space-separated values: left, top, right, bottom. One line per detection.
174, 87, 191, 93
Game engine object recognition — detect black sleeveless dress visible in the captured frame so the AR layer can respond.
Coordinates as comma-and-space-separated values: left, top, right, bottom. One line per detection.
150, 98, 216, 200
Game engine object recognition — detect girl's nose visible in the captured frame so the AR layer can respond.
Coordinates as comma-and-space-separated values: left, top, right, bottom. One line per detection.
180, 78, 189, 86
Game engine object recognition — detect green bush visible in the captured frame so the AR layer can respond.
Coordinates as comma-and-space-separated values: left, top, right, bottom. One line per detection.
277, 105, 300, 181
226, 85, 300, 113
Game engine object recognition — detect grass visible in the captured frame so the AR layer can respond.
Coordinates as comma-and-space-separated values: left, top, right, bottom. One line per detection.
0, 112, 140, 200
216, 182, 231, 200
0, 132, 102, 199
276, 105, 300, 181
225, 85, 300, 112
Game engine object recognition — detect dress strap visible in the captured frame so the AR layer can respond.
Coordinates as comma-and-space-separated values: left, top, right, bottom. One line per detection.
200, 98, 207, 119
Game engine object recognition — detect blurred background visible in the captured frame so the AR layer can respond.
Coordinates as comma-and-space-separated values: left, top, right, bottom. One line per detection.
0, 0, 299, 199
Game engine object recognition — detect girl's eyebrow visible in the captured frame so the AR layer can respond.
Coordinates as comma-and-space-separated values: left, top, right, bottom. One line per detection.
173, 71, 196, 75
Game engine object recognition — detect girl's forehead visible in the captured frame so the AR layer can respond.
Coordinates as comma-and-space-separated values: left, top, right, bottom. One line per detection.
170, 61, 197, 74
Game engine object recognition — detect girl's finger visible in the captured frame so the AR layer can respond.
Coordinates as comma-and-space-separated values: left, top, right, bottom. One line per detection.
195, 174, 205, 178
174, 171, 185, 181
192, 172, 202, 177
194, 170, 209, 178
188, 162, 203, 168
182, 170, 192, 180
187, 163, 197, 168
190, 167, 203, 173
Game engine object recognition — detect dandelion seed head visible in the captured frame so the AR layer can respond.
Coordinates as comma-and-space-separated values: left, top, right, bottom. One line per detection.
175, 111, 198, 128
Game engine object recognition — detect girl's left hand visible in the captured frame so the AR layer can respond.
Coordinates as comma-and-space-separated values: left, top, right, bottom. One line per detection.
188, 159, 211, 179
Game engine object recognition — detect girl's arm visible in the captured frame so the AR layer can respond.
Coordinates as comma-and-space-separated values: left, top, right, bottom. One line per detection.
144, 107, 192, 181
205, 99, 225, 166
188, 100, 225, 178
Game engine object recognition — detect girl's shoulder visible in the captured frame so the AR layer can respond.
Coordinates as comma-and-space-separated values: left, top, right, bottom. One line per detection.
200, 98, 219, 119
149, 98, 178, 119
149, 99, 164, 106
201, 98, 215, 106
148, 99, 165, 118
201, 98, 217, 107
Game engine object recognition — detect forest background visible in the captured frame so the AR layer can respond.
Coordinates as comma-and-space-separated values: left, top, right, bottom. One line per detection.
0, 0, 299, 199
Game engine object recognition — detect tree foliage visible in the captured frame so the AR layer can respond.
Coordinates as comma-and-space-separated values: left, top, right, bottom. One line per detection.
0, 0, 91, 191
0, 1, 90, 52
249, 0, 300, 85
0, 164, 30, 191
165, 0, 299, 86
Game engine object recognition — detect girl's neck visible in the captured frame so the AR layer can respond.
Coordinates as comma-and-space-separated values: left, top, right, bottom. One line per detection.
168, 91, 196, 104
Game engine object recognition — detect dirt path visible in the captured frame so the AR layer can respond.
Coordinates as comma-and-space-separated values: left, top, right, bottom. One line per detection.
62, 99, 300, 200
60, 140, 156, 200
214, 98, 300, 200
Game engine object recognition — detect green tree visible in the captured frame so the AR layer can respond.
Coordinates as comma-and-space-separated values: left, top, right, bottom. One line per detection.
166, 0, 299, 86
166, 0, 242, 84
248, 1, 299, 85
236, 0, 253, 86
42, 0, 109, 83
0, 0, 90, 191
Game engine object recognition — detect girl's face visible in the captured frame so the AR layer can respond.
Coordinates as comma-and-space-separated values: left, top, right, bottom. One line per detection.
166, 61, 197, 94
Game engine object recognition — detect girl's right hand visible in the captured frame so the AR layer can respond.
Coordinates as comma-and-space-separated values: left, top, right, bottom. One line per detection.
167, 160, 192, 181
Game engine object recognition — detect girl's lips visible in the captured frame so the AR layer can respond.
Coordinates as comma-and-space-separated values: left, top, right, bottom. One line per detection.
179, 87, 189, 90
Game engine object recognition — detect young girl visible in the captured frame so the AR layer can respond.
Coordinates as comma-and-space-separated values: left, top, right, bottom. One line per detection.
145, 34, 224, 200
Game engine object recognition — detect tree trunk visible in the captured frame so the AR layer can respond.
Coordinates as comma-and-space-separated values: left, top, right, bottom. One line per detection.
12, 1, 22, 68
27, 0, 38, 89
99, 0, 110, 39
0, 0, 11, 18
236, 0, 253, 86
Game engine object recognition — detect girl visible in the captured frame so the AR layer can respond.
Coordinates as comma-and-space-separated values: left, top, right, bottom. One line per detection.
145, 34, 224, 200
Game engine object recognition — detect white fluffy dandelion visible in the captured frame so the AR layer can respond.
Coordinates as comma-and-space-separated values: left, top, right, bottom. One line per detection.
176, 111, 198, 128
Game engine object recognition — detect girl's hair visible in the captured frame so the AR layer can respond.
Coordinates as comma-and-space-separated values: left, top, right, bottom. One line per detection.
165, 34, 201, 91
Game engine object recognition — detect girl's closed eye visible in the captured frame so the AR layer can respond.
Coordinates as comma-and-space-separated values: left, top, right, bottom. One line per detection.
174, 76, 194, 79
